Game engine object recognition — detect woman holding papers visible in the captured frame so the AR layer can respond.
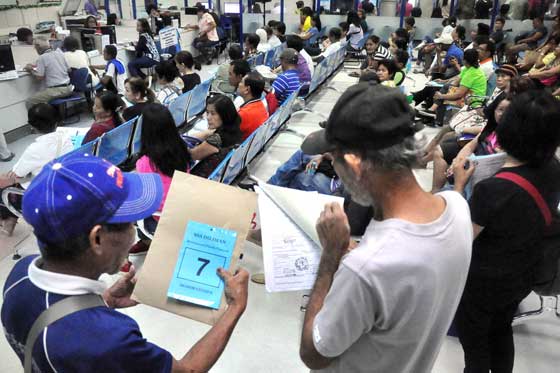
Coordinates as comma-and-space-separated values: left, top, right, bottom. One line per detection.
124, 104, 192, 264
451, 90, 560, 373
189, 94, 243, 178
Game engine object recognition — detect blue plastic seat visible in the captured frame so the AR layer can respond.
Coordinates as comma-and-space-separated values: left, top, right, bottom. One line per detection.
168, 90, 193, 127
96, 117, 137, 166
186, 78, 213, 123
49, 68, 92, 124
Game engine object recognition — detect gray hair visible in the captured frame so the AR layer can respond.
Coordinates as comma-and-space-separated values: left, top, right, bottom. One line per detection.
359, 134, 426, 172
34, 38, 51, 53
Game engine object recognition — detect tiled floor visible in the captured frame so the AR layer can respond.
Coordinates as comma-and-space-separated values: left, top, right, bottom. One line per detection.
1, 66, 560, 373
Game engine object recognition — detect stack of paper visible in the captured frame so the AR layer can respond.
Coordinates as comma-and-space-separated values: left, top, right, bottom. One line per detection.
256, 182, 344, 293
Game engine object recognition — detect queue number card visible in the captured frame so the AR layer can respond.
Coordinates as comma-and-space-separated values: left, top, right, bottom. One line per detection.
167, 221, 237, 309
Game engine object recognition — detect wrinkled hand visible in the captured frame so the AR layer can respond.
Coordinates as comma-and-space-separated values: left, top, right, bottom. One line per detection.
218, 268, 249, 314
451, 155, 476, 189
316, 203, 350, 261
103, 265, 138, 309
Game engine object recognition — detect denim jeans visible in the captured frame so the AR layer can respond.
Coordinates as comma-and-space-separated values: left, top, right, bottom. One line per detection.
128, 56, 158, 79
267, 150, 333, 195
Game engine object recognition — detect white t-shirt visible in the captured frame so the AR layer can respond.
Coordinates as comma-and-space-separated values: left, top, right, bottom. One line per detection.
479, 59, 495, 80
269, 35, 282, 48
105, 61, 127, 95
313, 191, 472, 373
347, 24, 364, 49
321, 41, 341, 58
12, 131, 73, 188
64, 50, 90, 70
300, 48, 314, 78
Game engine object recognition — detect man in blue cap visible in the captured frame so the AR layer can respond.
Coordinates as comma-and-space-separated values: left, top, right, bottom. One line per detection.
1, 153, 249, 372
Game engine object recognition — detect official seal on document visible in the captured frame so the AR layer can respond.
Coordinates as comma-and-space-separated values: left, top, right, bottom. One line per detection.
295, 257, 309, 272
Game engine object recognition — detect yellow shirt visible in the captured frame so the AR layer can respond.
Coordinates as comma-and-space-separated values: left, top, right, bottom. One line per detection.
530, 52, 556, 73
302, 16, 312, 32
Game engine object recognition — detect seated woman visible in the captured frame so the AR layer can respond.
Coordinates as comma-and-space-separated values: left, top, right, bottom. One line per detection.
154, 61, 181, 106
517, 35, 560, 72
128, 18, 160, 79
0, 104, 73, 236
174, 51, 202, 93
430, 76, 537, 192
298, 15, 321, 47
345, 11, 364, 51
129, 103, 192, 256
451, 90, 560, 373
376, 59, 398, 87
420, 49, 487, 127
393, 50, 409, 86
82, 91, 123, 144
189, 94, 243, 178
122, 77, 156, 121
244, 33, 261, 59
528, 42, 560, 88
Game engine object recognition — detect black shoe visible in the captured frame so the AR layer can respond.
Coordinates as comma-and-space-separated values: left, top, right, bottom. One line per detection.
0, 152, 15, 162
417, 108, 437, 118
238, 180, 257, 191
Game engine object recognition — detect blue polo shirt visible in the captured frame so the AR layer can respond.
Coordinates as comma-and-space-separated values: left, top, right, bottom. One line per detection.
272, 69, 300, 104
443, 43, 464, 67
1, 255, 173, 372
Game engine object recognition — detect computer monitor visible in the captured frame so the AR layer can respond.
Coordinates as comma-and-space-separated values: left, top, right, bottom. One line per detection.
199, 2, 209, 8
0, 45, 16, 73
224, 3, 240, 14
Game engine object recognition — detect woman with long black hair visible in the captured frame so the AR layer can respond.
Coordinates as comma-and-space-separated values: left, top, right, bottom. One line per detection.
82, 91, 123, 144
128, 18, 160, 79
345, 10, 364, 51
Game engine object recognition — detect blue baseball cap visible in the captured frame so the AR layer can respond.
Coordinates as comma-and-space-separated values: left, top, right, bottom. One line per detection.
22, 153, 163, 246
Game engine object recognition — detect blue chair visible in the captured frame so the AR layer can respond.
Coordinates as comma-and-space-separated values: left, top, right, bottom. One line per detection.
308, 61, 325, 95
65, 137, 100, 159
347, 31, 371, 60
96, 117, 137, 166
130, 115, 143, 156
207, 149, 233, 182
50, 68, 92, 124
264, 110, 282, 143
168, 90, 193, 127
244, 121, 269, 165
264, 48, 276, 67
221, 136, 253, 184
255, 52, 265, 66
186, 78, 213, 123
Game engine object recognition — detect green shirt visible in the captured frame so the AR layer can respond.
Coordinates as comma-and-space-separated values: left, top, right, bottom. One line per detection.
459, 66, 487, 98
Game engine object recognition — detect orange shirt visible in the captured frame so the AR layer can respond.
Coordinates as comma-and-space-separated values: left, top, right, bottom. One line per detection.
238, 99, 269, 140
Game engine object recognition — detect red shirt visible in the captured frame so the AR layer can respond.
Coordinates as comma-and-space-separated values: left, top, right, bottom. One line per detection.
238, 99, 269, 140
82, 117, 116, 145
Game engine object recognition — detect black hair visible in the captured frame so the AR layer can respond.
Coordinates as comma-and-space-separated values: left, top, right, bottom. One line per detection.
311, 14, 322, 31
137, 18, 152, 36
230, 59, 251, 77
394, 28, 408, 39
301, 6, 313, 17
432, 7, 443, 18
339, 22, 349, 33
286, 35, 304, 52
264, 26, 273, 37
41, 223, 131, 262
533, 16, 544, 24
245, 33, 260, 49
243, 71, 265, 98
296, 1, 304, 8
347, 11, 361, 27
227, 44, 243, 60
162, 15, 172, 27
125, 77, 156, 102
268, 20, 279, 28
107, 13, 118, 25
377, 59, 398, 78
84, 15, 97, 28
442, 0, 449, 5
104, 44, 118, 59
499, 4, 510, 16
476, 36, 495, 56
146, 4, 158, 14
448, 16, 457, 27
455, 25, 466, 40
393, 37, 408, 51
359, 71, 380, 83
329, 27, 342, 41
405, 16, 415, 27
363, 2, 375, 13
497, 91, 560, 167
477, 23, 491, 36
174, 50, 201, 70
28, 103, 58, 133
206, 94, 242, 147
140, 103, 192, 177
155, 60, 179, 83
274, 22, 286, 35
63, 36, 80, 52
495, 16, 506, 24
96, 91, 123, 126
16, 27, 33, 42
394, 49, 409, 65
463, 48, 480, 68
368, 34, 381, 44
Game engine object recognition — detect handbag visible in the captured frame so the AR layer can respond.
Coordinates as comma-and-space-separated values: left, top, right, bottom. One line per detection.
495, 172, 560, 296
449, 106, 486, 135
24, 294, 106, 373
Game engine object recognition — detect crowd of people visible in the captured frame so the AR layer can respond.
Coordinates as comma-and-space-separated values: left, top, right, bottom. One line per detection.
1, 7, 560, 373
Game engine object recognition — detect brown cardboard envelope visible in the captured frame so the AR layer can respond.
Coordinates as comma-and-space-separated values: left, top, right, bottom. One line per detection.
132, 172, 257, 325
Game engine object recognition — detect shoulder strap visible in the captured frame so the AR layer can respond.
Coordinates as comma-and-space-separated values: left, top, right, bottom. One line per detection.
495, 171, 552, 227
24, 294, 106, 373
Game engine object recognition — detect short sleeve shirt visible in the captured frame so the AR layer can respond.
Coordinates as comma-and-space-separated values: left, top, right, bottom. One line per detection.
443, 43, 464, 66
272, 69, 300, 104
1, 256, 173, 373
36, 49, 70, 87
347, 24, 364, 49
312, 191, 473, 373
373, 44, 391, 61
238, 99, 269, 140
459, 66, 487, 97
